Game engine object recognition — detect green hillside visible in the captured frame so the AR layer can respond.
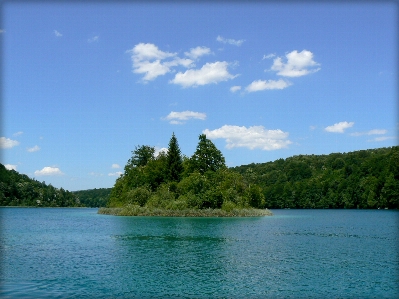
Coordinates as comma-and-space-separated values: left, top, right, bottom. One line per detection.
230, 146, 399, 209
0, 163, 81, 207
72, 188, 111, 207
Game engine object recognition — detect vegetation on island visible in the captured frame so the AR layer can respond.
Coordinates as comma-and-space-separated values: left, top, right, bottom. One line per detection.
100, 133, 272, 216
231, 146, 399, 209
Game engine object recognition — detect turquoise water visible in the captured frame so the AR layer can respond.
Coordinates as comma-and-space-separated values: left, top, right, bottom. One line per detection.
0, 208, 398, 298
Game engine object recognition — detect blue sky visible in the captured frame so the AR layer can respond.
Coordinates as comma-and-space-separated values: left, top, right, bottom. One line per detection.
1, 2, 397, 191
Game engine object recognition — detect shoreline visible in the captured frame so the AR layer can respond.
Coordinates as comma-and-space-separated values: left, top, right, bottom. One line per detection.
98, 206, 273, 217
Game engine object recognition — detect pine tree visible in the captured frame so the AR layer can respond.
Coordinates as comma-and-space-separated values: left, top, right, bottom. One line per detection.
166, 133, 184, 182
190, 134, 226, 174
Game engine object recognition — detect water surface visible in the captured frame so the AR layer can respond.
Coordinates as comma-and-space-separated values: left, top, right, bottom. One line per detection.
1, 208, 398, 298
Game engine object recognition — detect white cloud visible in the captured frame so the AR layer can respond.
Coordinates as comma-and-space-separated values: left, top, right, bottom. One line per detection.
170, 61, 237, 87
108, 172, 123, 177
230, 86, 241, 93
350, 129, 387, 136
368, 129, 388, 135
89, 172, 104, 177
27, 145, 40, 152
245, 79, 291, 92
5, 164, 17, 171
216, 35, 245, 46
88, 35, 99, 43
324, 121, 354, 133
271, 50, 320, 77
185, 46, 211, 60
111, 164, 121, 169
309, 125, 317, 131
167, 58, 194, 68
13, 131, 23, 136
0, 137, 20, 149
203, 125, 292, 150
129, 43, 176, 61
127, 43, 193, 81
263, 54, 275, 60
132, 59, 172, 81
155, 147, 168, 157
163, 111, 206, 124
169, 120, 183, 125
34, 167, 64, 176
367, 136, 396, 142
0, 29, 5, 34
54, 30, 62, 37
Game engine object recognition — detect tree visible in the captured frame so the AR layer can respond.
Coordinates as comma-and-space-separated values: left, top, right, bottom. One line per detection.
166, 133, 184, 182
126, 145, 155, 171
189, 134, 226, 174
380, 173, 399, 209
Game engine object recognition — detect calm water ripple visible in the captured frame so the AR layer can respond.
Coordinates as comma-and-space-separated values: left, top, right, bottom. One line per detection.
0, 208, 398, 298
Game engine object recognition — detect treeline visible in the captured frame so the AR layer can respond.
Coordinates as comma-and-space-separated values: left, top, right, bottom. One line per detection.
72, 188, 111, 207
0, 163, 81, 207
108, 133, 266, 211
231, 146, 399, 209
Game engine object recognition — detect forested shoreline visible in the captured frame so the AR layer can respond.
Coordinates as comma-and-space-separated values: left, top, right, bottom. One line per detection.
0, 163, 81, 207
232, 146, 399, 209
0, 163, 110, 207
1, 142, 398, 210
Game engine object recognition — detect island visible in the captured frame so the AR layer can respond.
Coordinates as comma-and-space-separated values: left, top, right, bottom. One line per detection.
98, 133, 273, 217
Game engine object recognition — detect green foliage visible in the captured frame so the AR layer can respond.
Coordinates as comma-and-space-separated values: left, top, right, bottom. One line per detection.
129, 145, 155, 168
0, 163, 82, 207
72, 188, 111, 207
188, 134, 226, 174
166, 133, 184, 182
231, 146, 399, 209
126, 186, 151, 206
108, 132, 398, 212
107, 133, 263, 211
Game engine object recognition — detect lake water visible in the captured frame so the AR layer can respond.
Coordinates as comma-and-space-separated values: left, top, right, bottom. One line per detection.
0, 208, 398, 298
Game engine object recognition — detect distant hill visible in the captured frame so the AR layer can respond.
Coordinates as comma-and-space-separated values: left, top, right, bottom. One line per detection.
0, 163, 111, 207
230, 146, 399, 209
0, 163, 81, 207
72, 188, 111, 208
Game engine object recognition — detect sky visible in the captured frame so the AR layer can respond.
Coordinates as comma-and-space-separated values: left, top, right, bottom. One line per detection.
1, 1, 398, 191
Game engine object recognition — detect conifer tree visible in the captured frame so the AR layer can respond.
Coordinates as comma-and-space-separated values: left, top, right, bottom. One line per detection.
166, 133, 184, 182
190, 134, 226, 174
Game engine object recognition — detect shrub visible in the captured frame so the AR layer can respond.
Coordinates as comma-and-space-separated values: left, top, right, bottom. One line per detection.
177, 192, 200, 209
221, 200, 237, 212
166, 200, 188, 210
145, 184, 175, 209
126, 186, 151, 207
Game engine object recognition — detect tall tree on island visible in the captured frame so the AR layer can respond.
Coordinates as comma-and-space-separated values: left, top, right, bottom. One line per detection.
189, 134, 226, 174
126, 145, 155, 170
166, 133, 184, 182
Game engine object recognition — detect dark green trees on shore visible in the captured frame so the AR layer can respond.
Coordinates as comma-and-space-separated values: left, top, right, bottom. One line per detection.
0, 163, 82, 207
108, 133, 265, 211
231, 146, 399, 209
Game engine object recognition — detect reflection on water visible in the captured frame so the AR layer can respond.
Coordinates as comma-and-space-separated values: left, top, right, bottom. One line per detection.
1, 208, 398, 298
